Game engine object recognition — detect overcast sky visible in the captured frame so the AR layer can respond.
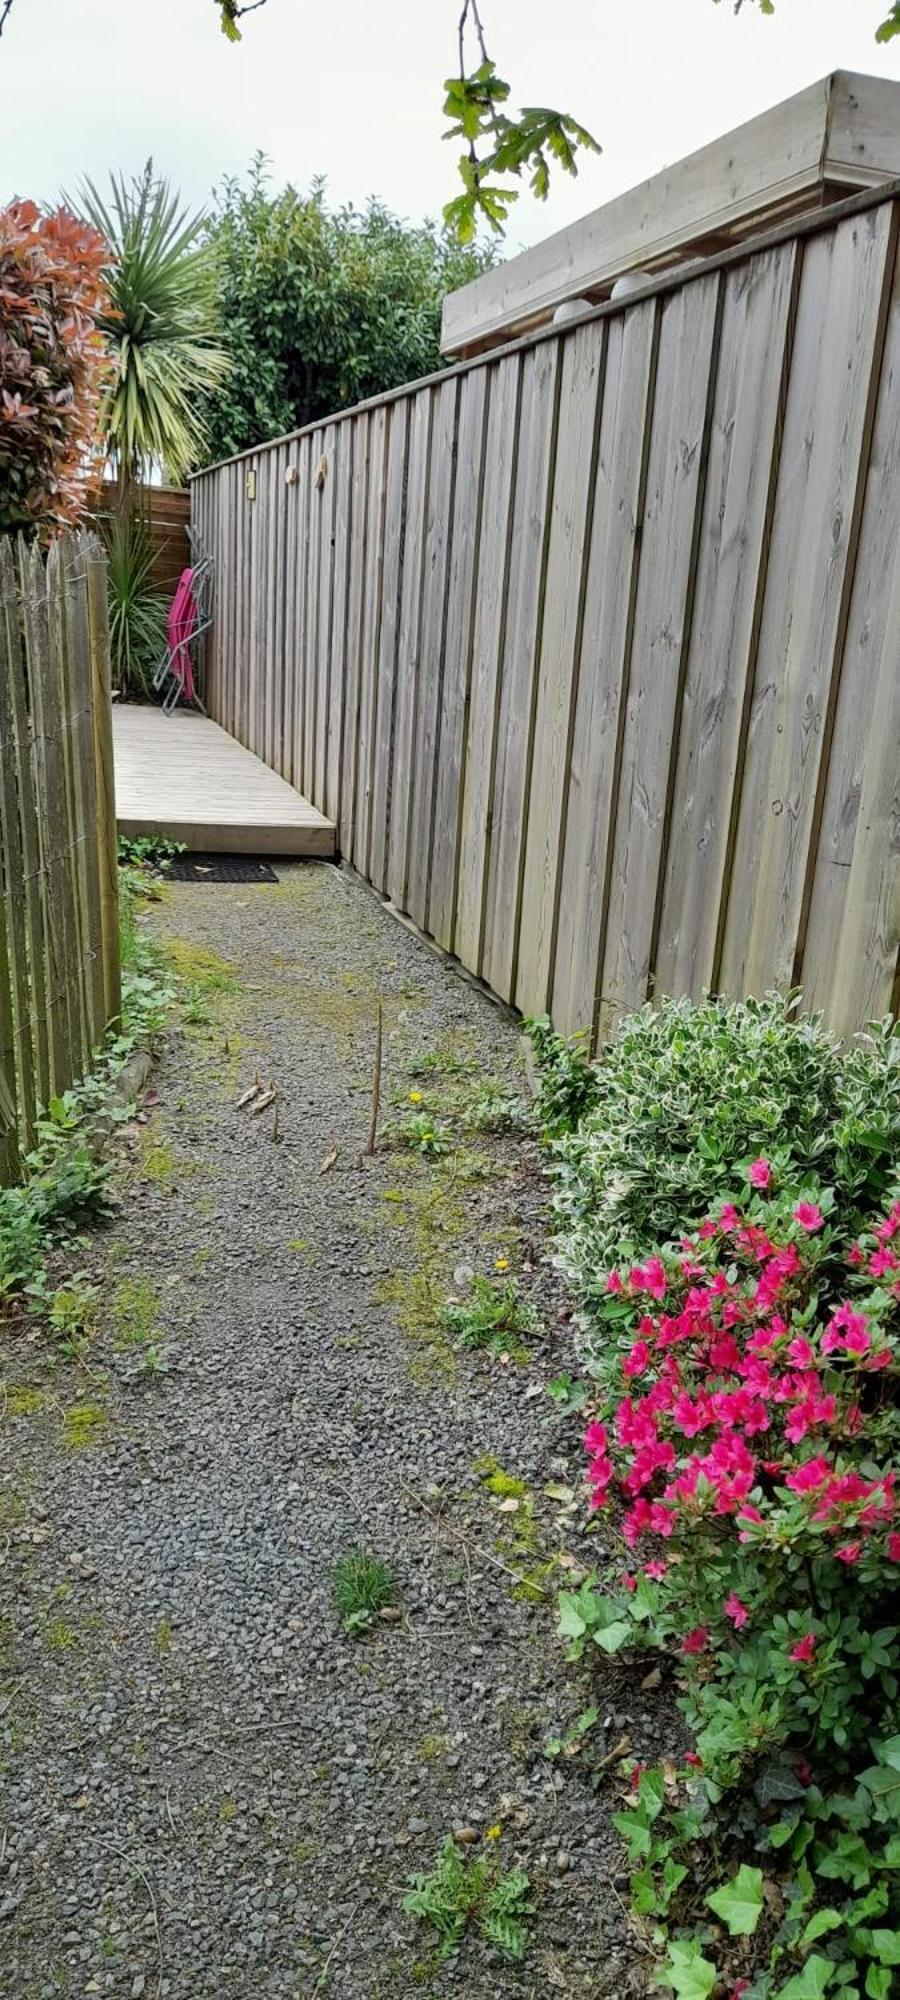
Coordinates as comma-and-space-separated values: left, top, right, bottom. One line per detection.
2, 0, 899, 249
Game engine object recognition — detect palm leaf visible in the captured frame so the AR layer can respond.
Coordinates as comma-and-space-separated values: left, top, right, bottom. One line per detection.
76, 162, 229, 484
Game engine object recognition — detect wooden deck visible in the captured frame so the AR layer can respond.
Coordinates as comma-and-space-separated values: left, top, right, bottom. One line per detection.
113, 705, 336, 856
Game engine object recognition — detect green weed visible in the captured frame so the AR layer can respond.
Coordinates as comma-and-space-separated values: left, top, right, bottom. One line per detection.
442, 1275, 536, 1351
331, 1549, 396, 1636
403, 1836, 531, 1963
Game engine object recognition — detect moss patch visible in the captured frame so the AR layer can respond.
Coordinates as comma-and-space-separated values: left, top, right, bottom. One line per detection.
4, 1384, 45, 1418
62, 1401, 108, 1450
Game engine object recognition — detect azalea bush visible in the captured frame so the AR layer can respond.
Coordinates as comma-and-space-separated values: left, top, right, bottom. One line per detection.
0, 200, 109, 535
561, 1164, 900, 1997
542, 997, 900, 1350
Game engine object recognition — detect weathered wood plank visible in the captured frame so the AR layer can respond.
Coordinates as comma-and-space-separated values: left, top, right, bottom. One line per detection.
653, 243, 798, 1001
326, 421, 353, 828
515, 322, 604, 1018
550, 300, 657, 1035
339, 411, 370, 858
424, 376, 482, 952
719, 203, 895, 996
369, 400, 410, 890
301, 426, 325, 798
597, 271, 721, 1039
352, 404, 388, 874
314, 421, 338, 811
801, 235, 900, 1019
386, 388, 433, 909
454, 355, 521, 974
0, 544, 35, 1151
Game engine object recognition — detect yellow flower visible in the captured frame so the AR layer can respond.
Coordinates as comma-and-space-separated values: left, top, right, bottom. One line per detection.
494, 1257, 509, 1272
485, 1824, 502, 1841
409, 1089, 423, 1104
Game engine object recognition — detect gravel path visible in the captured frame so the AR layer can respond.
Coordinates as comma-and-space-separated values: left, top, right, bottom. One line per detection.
1, 863, 660, 2000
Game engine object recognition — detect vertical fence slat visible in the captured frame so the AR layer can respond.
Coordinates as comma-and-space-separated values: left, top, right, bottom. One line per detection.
352, 404, 388, 875
0, 543, 38, 1147
25, 541, 74, 1094
327, 421, 354, 829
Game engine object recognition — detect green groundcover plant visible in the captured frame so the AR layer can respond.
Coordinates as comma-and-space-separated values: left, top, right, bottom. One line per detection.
559, 1161, 900, 1996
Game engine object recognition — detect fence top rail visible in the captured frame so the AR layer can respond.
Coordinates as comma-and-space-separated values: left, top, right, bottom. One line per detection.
191, 172, 900, 482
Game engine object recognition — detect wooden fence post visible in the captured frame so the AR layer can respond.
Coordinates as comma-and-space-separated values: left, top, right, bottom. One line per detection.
85, 533, 121, 1028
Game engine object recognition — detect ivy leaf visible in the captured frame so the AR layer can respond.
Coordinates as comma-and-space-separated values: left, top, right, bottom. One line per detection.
871, 1930, 900, 1965
706, 1863, 765, 1936
653, 1938, 717, 1999
772, 1956, 835, 2000
801, 1910, 844, 1946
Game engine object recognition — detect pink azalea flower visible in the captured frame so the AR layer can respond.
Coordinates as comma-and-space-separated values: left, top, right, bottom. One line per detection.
886, 1533, 900, 1562
870, 1247, 899, 1279
748, 1158, 771, 1190
682, 1626, 710, 1654
786, 1336, 816, 1369
606, 1269, 623, 1294
794, 1201, 824, 1233
835, 1542, 861, 1564
724, 1592, 749, 1628
643, 1559, 668, 1580
623, 1340, 651, 1379
790, 1633, 817, 1664
584, 1421, 608, 1455
784, 1456, 832, 1492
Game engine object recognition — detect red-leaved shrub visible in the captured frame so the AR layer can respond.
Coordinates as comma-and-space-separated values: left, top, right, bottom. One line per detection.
0, 200, 110, 536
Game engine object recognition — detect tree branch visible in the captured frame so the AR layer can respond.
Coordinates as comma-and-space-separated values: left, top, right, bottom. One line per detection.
0, 1, 16, 39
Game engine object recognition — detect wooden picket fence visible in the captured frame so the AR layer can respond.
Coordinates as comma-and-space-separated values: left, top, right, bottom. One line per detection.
0, 531, 120, 1185
192, 182, 900, 1044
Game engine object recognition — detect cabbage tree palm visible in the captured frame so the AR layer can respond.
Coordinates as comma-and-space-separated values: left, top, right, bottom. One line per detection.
78, 161, 228, 511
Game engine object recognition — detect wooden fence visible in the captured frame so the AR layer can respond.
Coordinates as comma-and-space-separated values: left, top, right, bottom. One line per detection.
0, 532, 120, 1184
192, 184, 900, 1044
90, 482, 191, 597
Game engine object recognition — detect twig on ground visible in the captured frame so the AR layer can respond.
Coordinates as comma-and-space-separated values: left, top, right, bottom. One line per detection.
363, 1002, 382, 1156
98, 1838, 163, 1998
310, 1913, 354, 1997
398, 1479, 549, 1599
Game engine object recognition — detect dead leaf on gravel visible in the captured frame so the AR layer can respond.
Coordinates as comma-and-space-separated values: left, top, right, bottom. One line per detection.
641, 1666, 662, 1690
251, 1086, 278, 1115
318, 1145, 338, 1175
236, 1081, 262, 1109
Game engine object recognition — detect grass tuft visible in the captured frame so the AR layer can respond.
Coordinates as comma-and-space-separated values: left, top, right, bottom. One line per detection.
331, 1548, 395, 1636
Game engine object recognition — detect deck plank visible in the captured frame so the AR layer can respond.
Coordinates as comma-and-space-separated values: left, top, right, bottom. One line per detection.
113, 704, 336, 856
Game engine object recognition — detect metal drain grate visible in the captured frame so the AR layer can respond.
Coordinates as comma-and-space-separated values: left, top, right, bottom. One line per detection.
167, 853, 279, 884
